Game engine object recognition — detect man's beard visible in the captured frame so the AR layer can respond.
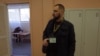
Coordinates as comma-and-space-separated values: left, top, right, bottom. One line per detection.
53, 13, 61, 22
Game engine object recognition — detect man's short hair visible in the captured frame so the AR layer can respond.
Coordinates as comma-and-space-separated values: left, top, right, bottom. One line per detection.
55, 4, 65, 12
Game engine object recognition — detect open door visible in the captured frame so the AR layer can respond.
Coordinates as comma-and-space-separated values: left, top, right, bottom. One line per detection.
0, 4, 11, 56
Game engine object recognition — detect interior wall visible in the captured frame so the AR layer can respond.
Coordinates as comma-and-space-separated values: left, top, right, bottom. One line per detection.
0, 0, 3, 3
30, 0, 43, 56
30, 0, 54, 56
42, 0, 54, 29
0, 0, 29, 4
54, 0, 100, 8
21, 21, 30, 32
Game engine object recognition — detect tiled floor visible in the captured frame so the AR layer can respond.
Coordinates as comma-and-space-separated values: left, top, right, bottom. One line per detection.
12, 39, 31, 56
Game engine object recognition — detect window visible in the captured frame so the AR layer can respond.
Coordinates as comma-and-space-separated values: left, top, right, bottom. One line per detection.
8, 9, 20, 22
20, 8, 30, 21
8, 4, 30, 22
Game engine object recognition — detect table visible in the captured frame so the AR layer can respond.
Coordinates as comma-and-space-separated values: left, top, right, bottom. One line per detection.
12, 32, 30, 43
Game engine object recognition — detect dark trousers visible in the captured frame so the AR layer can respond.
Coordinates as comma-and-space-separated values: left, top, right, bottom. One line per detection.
46, 52, 57, 56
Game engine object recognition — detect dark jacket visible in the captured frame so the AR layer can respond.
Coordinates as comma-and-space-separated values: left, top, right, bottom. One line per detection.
42, 19, 76, 56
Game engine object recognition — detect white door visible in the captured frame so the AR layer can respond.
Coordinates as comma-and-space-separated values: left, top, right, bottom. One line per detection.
84, 10, 99, 56
0, 4, 11, 56
65, 10, 83, 56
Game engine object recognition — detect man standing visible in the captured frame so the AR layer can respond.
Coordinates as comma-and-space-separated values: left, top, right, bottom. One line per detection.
43, 4, 76, 56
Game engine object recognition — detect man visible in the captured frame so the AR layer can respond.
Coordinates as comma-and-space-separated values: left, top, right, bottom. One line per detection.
42, 4, 76, 56
13, 27, 23, 42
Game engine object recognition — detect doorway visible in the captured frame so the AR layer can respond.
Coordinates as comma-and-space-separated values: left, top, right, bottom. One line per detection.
7, 4, 31, 56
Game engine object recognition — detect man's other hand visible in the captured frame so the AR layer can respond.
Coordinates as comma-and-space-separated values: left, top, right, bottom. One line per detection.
43, 38, 49, 47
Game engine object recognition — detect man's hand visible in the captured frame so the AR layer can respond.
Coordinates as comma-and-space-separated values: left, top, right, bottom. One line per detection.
43, 38, 49, 47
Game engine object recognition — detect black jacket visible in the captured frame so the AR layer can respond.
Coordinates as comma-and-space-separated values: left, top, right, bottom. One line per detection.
42, 19, 76, 56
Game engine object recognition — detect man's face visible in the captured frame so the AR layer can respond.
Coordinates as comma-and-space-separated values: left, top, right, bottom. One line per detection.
53, 6, 61, 20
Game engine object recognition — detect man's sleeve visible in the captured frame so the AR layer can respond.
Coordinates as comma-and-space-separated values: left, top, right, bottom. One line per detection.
68, 24, 76, 56
43, 19, 52, 40
42, 20, 52, 53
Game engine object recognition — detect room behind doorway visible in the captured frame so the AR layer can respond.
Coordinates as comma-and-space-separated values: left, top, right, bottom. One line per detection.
7, 4, 31, 56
